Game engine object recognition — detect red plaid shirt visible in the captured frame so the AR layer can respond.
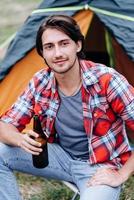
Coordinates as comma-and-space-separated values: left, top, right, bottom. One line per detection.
1, 60, 134, 167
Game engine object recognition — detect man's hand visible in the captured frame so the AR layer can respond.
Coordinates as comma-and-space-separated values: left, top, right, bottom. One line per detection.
19, 130, 42, 155
87, 168, 128, 187
0, 121, 43, 155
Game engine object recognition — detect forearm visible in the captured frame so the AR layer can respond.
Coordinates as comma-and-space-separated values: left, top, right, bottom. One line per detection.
0, 121, 42, 155
0, 121, 22, 147
118, 152, 134, 181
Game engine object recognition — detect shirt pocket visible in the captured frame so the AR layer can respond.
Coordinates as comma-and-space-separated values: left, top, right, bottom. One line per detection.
92, 107, 112, 136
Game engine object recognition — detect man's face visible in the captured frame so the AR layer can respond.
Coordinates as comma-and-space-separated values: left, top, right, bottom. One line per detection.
42, 28, 81, 74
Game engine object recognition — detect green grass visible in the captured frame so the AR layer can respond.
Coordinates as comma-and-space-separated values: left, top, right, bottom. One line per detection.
120, 176, 134, 200
16, 172, 134, 200
0, 0, 40, 44
0, 26, 19, 44
14, 0, 40, 3
16, 173, 74, 200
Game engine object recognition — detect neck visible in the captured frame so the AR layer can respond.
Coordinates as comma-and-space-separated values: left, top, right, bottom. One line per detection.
55, 59, 81, 96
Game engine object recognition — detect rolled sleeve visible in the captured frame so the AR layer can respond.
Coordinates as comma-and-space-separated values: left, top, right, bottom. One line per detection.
0, 78, 35, 131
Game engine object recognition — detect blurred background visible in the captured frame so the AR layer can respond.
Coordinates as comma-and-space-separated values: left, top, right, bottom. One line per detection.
0, 0, 40, 59
0, 1, 134, 199
0, 0, 40, 44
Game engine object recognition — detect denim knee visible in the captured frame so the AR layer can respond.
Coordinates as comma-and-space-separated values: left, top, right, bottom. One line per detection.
80, 185, 121, 200
0, 142, 12, 164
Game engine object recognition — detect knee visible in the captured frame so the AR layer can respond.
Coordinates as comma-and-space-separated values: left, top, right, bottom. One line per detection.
0, 142, 11, 162
80, 185, 121, 200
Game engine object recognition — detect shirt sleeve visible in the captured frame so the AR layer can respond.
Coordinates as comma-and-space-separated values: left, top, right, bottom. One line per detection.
107, 70, 134, 131
0, 78, 36, 131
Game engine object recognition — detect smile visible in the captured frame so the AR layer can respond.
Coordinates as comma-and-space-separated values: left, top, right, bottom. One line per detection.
54, 59, 67, 64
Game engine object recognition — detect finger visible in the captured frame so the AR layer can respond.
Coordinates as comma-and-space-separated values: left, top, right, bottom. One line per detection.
95, 168, 109, 175
87, 179, 102, 187
27, 130, 39, 138
22, 145, 41, 155
87, 178, 108, 187
87, 175, 108, 186
23, 133, 41, 147
22, 140, 43, 154
88, 181, 105, 187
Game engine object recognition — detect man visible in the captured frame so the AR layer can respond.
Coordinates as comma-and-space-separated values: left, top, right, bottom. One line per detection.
0, 15, 134, 200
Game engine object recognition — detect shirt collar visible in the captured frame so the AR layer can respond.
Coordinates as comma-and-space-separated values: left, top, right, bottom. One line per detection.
80, 60, 103, 95
45, 59, 101, 94
45, 70, 57, 93
80, 60, 98, 86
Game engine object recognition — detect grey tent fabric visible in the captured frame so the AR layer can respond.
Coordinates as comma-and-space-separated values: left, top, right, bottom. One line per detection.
89, 0, 134, 61
0, 0, 134, 81
89, 0, 134, 17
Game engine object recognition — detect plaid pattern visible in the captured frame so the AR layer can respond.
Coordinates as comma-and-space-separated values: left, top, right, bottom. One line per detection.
1, 60, 134, 166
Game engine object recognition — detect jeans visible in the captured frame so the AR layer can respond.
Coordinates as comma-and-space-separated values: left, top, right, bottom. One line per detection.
0, 142, 121, 200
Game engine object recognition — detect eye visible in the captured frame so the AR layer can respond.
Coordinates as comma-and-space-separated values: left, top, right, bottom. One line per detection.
44, 44, 53, 50
61, 41, 69, 46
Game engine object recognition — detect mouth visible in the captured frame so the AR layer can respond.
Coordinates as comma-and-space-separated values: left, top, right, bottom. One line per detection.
53, 59, 67, 65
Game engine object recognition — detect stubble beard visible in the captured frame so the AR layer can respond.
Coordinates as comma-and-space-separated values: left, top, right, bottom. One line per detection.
44, 57, 78, 75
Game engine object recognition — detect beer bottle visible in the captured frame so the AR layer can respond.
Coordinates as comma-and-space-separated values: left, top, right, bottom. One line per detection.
32, 115, 49, 168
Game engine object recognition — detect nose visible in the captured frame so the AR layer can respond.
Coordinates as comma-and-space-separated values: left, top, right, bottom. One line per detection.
54, 45, 62, 58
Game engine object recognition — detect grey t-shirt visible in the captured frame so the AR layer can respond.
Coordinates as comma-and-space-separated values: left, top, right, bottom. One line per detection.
55, 88, 89, 161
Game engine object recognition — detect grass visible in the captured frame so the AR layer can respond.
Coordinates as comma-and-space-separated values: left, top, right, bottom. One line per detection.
120, 176, 134, 200
0, 0, 40, 44
0, 26, 18, 44
16, 172, 134, 200
16, 173, 74, 200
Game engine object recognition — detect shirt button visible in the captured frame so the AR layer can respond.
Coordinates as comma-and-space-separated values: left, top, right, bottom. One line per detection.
94, 113, 97, 117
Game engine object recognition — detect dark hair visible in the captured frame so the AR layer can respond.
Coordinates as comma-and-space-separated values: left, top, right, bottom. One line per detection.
36, 15, 85, 59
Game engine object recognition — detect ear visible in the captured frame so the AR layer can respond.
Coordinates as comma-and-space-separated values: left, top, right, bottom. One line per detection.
76, 41, 82, 53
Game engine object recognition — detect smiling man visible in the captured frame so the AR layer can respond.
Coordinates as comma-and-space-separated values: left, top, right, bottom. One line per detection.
0, 15, 134, 200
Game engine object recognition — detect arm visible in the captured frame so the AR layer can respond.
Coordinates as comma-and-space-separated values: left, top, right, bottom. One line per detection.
0, 121, 42, 155
87, 152, 134, 187
0, 120, 22, 146
0, 75, 43, 154
118, 151, 134, 180
88, 70, 134, 187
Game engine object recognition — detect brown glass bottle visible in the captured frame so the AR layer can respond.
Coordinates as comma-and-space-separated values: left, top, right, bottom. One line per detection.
32, 115, 49, 168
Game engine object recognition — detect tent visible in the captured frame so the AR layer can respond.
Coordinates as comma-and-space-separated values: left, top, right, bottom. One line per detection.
0, 0, 134, 134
